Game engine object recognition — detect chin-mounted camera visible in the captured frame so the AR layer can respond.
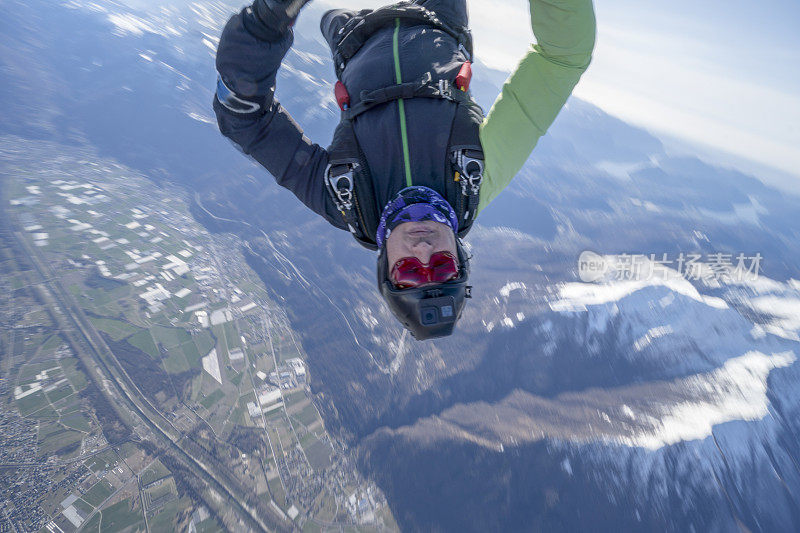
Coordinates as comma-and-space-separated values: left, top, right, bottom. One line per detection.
419, 294, 457, 326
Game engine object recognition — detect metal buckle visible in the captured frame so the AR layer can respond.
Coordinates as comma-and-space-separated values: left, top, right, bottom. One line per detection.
468, 174, 482, 195
438, 79, 453, 101
325, 163, 358, 211
454, 150, 484, 195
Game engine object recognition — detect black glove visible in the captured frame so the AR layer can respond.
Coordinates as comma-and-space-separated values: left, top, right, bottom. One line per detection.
244, 0, 313, 41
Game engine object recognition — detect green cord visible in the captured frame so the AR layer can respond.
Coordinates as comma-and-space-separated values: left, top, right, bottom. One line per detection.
393, 18, 413, 187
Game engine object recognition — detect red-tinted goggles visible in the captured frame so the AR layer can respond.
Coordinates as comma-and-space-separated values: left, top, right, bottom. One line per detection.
390, 251, 459, 289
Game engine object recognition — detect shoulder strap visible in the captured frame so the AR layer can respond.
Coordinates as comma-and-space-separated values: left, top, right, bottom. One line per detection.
325, 121, 381, 250
448, 100, 485, 234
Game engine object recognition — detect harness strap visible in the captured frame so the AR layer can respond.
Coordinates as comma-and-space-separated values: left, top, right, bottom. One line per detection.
325, 163, 361, 231
342, 73, 472, 120
452, 148, 483, 223
446, 99, 485, 231
325, 120, 381, 249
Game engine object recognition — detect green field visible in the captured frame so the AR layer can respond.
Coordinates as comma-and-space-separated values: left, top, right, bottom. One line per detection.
303, 439, 333, 471
212, 326, 229, 361
17, 362, 60, 382
195, 516, 224, 533
82, 479, 114, 507
163, 348, 190, 374
118, 441, 141, 459
41, 333, 67, 353
180, 340, 202, 367
38, 427, 83, 457
86, 449, 119, 472
293, 404, 320, 427
145, 477, 177, 503
147, 499, 179, 531
283, 390, 306, 408
311, 492, 339, 525
268, 476, 286, 508
303, 520, 323, 533
231, 405, 246, 426
16, 390, 50, 416
28, 404, 59, 421
81, 286, 131, 309
193, 331, 215, 358
87, 498, 143, 533
238, 392, 256, 409
265, 409, 285, 424
127, 330, 159, 358
61, 359, 89, 391
223, 322, 241, 350
61, 413, 91, 433
60, 401, 85, 415
45, 383, 74, 404
72, 497, 94, 516
38, 422, 67, 441
199, 389, 224, 410
152, 325, 192, 349
230, 372, 244, 387
9, 274, 25, 290
140, 459, 171, 486
298, 431, 315, 448
89, 317, 138, 341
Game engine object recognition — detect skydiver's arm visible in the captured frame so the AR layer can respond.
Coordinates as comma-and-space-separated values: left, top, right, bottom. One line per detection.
476, 0, 596, 213
213, 6, 332, 220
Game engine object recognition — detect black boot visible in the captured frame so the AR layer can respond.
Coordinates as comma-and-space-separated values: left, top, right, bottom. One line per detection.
245, 0, 313, 41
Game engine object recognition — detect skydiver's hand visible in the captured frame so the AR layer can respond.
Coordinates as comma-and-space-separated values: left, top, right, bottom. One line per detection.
244, 0, 313, 41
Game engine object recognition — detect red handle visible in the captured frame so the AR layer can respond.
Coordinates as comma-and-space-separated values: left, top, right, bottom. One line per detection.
455, 61, 472, 91
335, 81, 350, 111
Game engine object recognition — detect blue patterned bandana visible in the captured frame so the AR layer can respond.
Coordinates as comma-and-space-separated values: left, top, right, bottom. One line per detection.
376, 186, 458, 249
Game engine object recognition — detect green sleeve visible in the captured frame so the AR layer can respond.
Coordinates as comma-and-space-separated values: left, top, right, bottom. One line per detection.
477, 0, 596, 213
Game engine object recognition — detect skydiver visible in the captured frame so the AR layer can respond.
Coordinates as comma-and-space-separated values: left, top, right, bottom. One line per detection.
214, 0, 596, 339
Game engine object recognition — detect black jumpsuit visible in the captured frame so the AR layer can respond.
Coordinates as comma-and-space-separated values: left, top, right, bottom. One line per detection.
214, 1, 474, 231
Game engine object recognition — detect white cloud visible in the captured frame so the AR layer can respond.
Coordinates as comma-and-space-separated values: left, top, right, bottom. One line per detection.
466, 0, 533, 70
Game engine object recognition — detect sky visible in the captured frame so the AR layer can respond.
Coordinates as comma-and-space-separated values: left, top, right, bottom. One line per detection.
315, 0, 800, 180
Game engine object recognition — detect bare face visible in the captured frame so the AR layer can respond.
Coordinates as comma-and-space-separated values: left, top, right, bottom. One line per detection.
385, 221, 458, 280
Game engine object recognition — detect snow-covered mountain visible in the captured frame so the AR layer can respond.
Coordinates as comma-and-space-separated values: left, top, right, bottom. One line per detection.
3, 0, 800, 530
358, 269, 800, 531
